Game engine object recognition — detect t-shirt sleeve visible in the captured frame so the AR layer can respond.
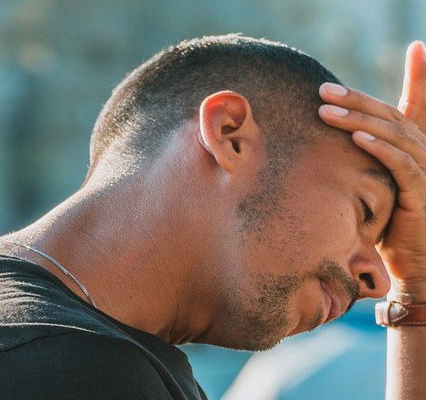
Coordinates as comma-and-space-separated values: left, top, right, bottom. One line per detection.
0, 331, 175, 400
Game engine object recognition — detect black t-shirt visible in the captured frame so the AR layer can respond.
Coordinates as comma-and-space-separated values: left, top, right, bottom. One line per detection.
0, 256, 208, 400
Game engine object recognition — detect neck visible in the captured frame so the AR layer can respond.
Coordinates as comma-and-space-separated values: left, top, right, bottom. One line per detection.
0, 176, 215, 344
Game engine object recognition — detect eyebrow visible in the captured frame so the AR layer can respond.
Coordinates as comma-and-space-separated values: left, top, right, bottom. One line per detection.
358, 167, 398, 242
359, 167, 397, 198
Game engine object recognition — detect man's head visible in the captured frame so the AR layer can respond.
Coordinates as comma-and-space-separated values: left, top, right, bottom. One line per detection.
88, 34, 341, 177
84, 35, 395, 351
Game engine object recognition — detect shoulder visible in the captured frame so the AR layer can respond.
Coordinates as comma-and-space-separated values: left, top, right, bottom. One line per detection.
0, 331, 173, 400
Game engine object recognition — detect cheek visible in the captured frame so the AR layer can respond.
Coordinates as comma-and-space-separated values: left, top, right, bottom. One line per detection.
281, 193, 358, 261
312, 201, 354, 238
236, 192, 358, 278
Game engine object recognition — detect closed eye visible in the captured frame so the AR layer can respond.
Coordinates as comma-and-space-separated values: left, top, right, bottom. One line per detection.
360, 198, 378, 227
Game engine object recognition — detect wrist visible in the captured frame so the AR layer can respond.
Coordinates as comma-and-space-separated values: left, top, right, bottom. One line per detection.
387, 280, 426, 303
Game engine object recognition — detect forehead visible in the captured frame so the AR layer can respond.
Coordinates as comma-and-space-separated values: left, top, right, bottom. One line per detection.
287, 136, 396, 199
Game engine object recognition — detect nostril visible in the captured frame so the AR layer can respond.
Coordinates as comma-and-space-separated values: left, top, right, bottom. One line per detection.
360, 273, 375, 290
231, 140, 240, 153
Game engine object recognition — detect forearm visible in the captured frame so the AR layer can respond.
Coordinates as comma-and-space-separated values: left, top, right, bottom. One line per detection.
386, 285, 426, 400
386, 326, 426, 400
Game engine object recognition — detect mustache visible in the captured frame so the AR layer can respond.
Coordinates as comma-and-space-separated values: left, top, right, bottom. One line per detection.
309, 259, 360, 314
254, 259, 360, 316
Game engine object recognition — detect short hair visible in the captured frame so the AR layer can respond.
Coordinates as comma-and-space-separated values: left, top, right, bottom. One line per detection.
88, 34, 342, 180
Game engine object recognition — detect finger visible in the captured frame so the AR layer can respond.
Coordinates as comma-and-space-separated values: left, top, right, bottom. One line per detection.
352, 131, 425, 212
398, 41, 426, 131
398, 41, 426, 112
319, 104, 426, 165
319, 82, 405, 124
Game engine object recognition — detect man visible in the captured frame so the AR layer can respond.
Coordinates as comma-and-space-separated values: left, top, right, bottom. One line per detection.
0, 35, 425, 399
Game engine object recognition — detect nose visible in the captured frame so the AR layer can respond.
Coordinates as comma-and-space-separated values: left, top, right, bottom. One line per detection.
349, 252, 391, 300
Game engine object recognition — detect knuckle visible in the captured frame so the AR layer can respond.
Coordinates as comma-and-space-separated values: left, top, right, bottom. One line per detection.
352, 110, 368, 124
410, 166, 422, 181
420, 136, 426, 151
406, 133, 420, 149
391, 122, 406, 139
408, 119, 421, 132
390, 123, 421, 150
400, 154, 422, 181
407, 133, 425, 153
400, 152, 414, 169
390, 107, 405, 122
414, 138, 426, 153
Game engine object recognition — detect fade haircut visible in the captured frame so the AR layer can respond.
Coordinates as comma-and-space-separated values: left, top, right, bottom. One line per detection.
88, 34, 342, 181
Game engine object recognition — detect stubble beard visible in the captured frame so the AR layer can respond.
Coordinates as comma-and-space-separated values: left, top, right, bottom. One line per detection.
232, 158, 359, 351
224, 259, 359, 352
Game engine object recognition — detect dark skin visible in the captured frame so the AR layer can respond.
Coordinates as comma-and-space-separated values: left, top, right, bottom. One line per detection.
319, 41, 426, 400
1, 40, 424, 397
0, 87, 395, 352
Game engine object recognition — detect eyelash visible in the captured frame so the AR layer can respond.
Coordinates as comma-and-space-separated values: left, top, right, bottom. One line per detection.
360, 199, 378, 226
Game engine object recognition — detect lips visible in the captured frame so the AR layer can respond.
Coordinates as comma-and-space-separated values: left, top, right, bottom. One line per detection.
320, 280, 343, 323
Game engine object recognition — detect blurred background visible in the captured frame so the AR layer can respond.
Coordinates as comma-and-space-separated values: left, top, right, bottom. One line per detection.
1, 0, 425, 398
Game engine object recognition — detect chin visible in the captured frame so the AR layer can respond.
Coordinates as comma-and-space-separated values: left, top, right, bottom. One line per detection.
249, 331, 290, 352
236, 323, 293, 352
205, 324, 287, 352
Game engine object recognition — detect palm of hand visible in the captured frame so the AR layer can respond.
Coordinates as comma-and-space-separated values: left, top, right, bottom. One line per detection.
380, 41, 426, 286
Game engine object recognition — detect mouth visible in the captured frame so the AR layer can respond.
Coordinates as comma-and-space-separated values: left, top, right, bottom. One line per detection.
320, 280, 343, 323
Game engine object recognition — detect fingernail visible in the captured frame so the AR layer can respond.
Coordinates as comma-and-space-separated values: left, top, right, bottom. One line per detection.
323, 104, 349, 117
321, 82, 348, 96
354, 131, 375, 141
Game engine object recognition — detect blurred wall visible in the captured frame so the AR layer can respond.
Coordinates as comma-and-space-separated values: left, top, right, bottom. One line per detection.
0, 0, 424, 230
2, 1, 426, 399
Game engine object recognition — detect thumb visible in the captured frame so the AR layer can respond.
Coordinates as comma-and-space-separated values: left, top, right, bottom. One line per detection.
398, 40, 426, 129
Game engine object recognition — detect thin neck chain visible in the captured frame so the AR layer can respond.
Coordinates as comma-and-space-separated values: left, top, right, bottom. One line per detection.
2, 239, 97, 309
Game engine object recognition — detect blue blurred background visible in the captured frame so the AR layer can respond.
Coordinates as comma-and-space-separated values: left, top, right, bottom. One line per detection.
1, 0, 425, 398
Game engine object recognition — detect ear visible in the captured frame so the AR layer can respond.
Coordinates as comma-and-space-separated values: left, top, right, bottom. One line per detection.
198, 91, 262, 174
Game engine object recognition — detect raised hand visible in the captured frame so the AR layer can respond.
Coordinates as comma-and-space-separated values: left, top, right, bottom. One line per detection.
318, 79, 426, 301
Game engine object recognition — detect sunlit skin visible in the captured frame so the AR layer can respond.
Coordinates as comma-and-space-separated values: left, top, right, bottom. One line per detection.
213, 134, 395, 350
0, 93, 394, 351
318, 41, 426, 400
1, 42, 426, 358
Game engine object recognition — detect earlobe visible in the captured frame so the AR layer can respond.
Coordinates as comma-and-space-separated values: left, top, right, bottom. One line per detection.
198, 91, 259, 174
